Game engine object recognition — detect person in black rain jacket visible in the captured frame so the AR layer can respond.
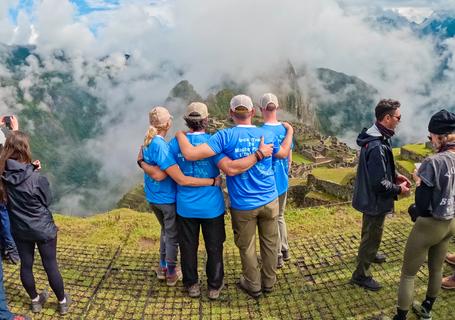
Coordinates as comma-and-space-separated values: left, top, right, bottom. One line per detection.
0, 131, 70, 315
350, 99, 411, 291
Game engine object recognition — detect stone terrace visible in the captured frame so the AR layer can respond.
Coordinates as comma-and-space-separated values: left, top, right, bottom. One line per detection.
3, 214, 455, 319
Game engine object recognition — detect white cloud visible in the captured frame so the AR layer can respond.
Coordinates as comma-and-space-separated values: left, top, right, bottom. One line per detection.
2, 0, 455, 212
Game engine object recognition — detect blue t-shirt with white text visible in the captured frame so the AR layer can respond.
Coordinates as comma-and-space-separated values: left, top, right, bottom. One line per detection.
207, 125, 280, 210
142, 135, 177, 204
262, 123, 292, 196
168, 133, 225, 218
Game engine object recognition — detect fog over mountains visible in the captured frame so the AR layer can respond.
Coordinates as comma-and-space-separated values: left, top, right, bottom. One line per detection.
0, 0, 454, 214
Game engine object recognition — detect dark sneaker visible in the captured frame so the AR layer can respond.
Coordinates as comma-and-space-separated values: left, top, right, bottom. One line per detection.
282, 250, 291, 261
166, 267, 182, 287
208, 282, 224, 300
237, 277, 262, 299
441, 274, 455, 289
373, 253, 387, 264
57, 293, 71, 315
350, 276, 382, 291
31, 290, 49, 313
277, 255, 284, 269
155, 266, 167, 280
187, 283, 201, 298
412, 301, 432, 320
13, 315, 31, 320
262, 286, 273, 294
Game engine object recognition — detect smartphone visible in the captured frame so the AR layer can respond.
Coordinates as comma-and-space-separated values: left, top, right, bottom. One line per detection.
3, 116, 12, 130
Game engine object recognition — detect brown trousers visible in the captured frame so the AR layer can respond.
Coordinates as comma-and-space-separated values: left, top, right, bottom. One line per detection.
230, 198, 279, 292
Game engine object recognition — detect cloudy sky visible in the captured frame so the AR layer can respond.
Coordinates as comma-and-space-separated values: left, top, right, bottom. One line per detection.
1, 0, 454, 213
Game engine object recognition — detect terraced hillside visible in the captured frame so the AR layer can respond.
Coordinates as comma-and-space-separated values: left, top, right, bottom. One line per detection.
3, 198, 455, 319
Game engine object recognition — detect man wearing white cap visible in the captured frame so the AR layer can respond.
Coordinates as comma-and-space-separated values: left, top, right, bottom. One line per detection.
141, 102, 275, 299
259, 93, 292, 268
175, 94, 294, 298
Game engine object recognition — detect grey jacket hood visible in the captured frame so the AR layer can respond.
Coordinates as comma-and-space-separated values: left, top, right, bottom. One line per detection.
2, 159, 34, 186
356, 124, 383, 147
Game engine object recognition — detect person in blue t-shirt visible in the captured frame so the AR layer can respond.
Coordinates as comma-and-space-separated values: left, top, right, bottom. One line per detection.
138, 106, 221, 287
175, 95, 293, 298
141, 102, 273, 300
260, 93, 293, 269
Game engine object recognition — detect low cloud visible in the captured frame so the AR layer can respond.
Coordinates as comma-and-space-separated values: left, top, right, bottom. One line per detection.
1, 0, 454, 213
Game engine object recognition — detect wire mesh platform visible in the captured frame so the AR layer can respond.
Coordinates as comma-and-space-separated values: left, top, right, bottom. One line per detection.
4, 215, 455, 319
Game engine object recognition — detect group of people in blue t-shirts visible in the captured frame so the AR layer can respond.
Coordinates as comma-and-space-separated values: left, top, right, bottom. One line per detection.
137, 93, 294, 299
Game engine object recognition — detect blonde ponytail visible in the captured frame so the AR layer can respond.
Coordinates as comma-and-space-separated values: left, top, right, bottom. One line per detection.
144, 126, 158, 146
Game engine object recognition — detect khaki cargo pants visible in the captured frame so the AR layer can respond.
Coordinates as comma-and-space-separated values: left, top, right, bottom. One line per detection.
230, 198, 279, 292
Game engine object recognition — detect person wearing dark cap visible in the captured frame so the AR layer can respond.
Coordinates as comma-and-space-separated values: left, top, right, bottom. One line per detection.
351, 99, 411, 291
389, 109, 455, 320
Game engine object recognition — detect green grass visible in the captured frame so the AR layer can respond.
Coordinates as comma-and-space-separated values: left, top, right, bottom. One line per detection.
401, 143, 433, 158
393, 147, 401, 157
292, 152, 313, 164
305, 191, 339, 202
396, 159, 416, 175
288, 178, 307, 186
311, 167, 356, 185
5, 196, 455, 320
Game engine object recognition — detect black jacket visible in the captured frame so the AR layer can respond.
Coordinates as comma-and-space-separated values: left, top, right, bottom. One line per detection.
2, 159, 57, 241
352, 124, 401, 216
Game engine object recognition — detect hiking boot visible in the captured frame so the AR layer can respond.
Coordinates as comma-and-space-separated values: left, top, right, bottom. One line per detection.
208, 282, 224, 300
441, 274, 455, 290
57, 293, 71, 315
187, 283, 201, 298
262, 286, 273, 294
155, 266, 167, 280
445, 253, 455, 266
412, 301, 432, 320
350, 275, 382, 291
282, 250, 291, 261
373, 253, 387, 264
31, 290, 49, 313
13, 315, 31, 320
237, 277, 262, 299
277, 255, 284, 269
166, 267, 182, 286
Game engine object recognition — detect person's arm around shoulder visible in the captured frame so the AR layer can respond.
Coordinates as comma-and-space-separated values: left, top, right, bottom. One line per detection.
274, 122, 294, 159
175, 130, 216, 161
217, 137, 273, 176
137, 146, 168, 181
164, 164, 220, 186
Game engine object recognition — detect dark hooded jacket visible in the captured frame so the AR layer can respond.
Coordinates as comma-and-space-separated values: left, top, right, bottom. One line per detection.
352, 124, 401, 216
2, 159, 57, 241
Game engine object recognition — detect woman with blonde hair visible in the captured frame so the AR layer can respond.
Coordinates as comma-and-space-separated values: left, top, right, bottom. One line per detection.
0, 131, 70, 315
390, 109, 455, 320
137, 106, 221, 286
